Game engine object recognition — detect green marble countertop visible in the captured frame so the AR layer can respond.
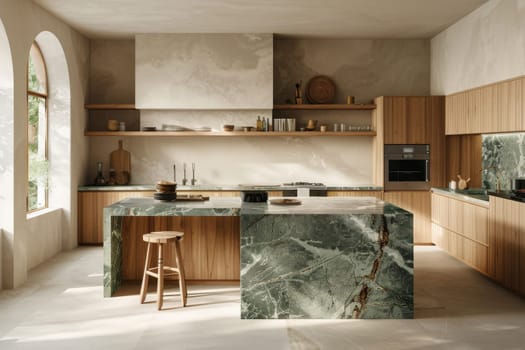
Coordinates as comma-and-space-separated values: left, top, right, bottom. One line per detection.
79, 184, 383, 192
431, 187, 489, 207
104, 196, 406, 216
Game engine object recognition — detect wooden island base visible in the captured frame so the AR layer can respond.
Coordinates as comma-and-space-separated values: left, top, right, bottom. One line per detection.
120, 216, 240, 281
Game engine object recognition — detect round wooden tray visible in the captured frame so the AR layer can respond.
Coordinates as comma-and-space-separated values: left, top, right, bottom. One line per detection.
306, 75, 336, 104
269, 198, 302, 205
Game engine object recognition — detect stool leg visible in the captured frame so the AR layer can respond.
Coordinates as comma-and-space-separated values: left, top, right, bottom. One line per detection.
157, 243, 164, 310
139, 241, 152, 304
174, 238, 187, 307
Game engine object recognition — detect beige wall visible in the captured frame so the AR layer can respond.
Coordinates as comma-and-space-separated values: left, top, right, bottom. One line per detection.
431, 0, 525, 95
88, 38, 430, 186
274, 39, 430, 104
90, 39, 134, 104
0, 0, 90, 288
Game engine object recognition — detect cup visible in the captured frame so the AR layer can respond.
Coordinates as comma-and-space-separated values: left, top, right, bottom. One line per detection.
286, 118, 296, 132
449, 180, 457, 190
346, 96, 355, 104
340, 123, 345, 132
333, 123, 339, 132
107, 119, 119, 131
119, 122, 126, 131
320, 125, 327, 132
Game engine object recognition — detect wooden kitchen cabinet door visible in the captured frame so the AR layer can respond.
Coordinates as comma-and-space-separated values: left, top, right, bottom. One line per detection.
78, 191, 154, 244
488, 196, 523, 294
384, 97, 427, 144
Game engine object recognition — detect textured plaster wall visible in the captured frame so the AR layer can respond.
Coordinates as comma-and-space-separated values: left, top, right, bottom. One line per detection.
89, 38, 430, 186
275, 39, 430, 104
90, 39, 134, 104
135, 34, 273, 109
0, 0, 89, 288
431, 0, 525, 95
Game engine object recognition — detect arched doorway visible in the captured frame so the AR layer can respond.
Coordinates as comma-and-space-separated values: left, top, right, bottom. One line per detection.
0, 18, 14, 289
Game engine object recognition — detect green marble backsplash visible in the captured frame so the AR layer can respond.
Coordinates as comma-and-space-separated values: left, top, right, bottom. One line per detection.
482, 133, 525, 190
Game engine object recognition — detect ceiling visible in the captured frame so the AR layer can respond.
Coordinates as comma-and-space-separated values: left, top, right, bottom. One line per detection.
33, 0, 488, 39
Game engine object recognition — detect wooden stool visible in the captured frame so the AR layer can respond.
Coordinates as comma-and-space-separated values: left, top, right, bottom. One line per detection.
139, 231, 187, 310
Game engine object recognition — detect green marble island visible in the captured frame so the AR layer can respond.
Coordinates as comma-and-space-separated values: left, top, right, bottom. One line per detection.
104, 197, 413, 319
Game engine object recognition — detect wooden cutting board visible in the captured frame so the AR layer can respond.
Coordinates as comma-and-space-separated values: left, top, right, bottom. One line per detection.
110, 140, 131, 185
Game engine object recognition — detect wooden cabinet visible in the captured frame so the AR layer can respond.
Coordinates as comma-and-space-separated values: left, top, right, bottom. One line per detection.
488, 196, 525, 295
78, 190, 245, 244
372, 96, 446, 188
78, 191, 154, 244
445, 76, 525, 135
431, 193, 489, 274
383, 191, 431, 244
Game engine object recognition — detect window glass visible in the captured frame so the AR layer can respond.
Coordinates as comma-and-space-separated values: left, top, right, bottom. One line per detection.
27, 43, 48, 212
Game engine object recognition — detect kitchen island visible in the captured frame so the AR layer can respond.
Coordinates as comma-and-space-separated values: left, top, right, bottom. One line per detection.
104, 197, 413, 319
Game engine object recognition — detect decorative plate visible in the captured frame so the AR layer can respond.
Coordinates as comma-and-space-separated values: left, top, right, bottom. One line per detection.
305, 75, 336, 104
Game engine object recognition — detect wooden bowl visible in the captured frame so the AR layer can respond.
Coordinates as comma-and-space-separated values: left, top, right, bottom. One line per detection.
156, 180, 177, 193
223, 124, 235, 132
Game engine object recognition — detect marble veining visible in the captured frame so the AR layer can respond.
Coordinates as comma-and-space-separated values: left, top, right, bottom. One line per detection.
240, 207, 413, 319
482, 133, 525, 190
104, 197, 413, 319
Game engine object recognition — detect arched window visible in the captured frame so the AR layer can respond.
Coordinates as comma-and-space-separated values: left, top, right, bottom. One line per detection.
27, 42, 48, 212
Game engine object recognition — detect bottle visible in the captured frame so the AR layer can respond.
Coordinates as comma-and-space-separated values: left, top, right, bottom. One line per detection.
94, 162, 106, 185
262, 117, 267, 132
256, 116, 262, 131
108, 168, 116, 185
266, 118, 270, 131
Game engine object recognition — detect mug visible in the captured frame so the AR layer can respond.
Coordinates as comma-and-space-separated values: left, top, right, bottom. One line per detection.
107, 119, 119, 131
449, 180, 457, 190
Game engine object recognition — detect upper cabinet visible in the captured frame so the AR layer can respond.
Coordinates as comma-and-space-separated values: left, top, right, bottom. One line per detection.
135, 34, 273, 110
372, 96, 445, 187
445, 76, 525, 135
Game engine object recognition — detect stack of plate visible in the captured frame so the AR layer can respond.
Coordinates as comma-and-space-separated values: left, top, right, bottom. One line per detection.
154, 180, 177, 201
193, 126, 212, 132
162, 124, 191, 131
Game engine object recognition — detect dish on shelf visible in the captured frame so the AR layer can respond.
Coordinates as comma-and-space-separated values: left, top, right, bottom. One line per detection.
305, 75, 336, 104
222, 124, 235, 131
269, 198, 302, 205
193, 126, 212, 132
142, 126, 157, 131
161, 124, 191, 131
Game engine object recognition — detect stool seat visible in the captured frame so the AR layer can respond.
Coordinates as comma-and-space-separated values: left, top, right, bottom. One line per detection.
143, 231, 184, 244
140, 230, 187, 310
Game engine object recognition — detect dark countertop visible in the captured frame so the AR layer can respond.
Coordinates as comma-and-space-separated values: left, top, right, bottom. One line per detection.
431, 188, 489, 207
79, 184, 384, 192
487, 190, 525, 204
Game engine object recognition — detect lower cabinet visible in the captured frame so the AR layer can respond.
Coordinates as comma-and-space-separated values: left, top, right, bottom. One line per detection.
383, 191, 431, 244
488, 196, 525, 295
78, 190, 245, 244
78, 191, 155, 244
431, 193, 489, 275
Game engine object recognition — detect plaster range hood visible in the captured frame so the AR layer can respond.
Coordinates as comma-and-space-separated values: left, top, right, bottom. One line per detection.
135, 33, 274, 110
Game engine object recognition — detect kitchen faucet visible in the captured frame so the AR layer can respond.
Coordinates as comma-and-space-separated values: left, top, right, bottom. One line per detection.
182, 163, 188, 186
191, 162, 197, 186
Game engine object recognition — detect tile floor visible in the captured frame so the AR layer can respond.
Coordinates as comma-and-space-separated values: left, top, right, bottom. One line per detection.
0, 246, 525, 349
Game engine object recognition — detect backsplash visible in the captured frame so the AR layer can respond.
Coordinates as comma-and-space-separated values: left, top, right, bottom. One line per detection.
482, 133, 525, 190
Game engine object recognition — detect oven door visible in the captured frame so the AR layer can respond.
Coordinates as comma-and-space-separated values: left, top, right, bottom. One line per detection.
384, 156, 430, 190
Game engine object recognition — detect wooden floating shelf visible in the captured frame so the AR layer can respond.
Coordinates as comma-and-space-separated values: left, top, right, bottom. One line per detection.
273, 104, 376, 110
84, 131, 376, 137
85, 104, 136, 110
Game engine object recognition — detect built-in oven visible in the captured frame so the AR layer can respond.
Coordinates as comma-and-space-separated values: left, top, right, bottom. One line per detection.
384, 144, 430, 190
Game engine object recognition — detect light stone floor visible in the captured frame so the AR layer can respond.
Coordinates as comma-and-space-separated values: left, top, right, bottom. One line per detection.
1, 246, 525, 349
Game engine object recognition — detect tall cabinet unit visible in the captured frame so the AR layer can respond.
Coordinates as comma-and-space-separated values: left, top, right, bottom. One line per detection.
373, 96, 446, 244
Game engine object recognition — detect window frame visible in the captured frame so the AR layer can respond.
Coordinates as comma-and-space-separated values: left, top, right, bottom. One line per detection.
26, 41, 49, 213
